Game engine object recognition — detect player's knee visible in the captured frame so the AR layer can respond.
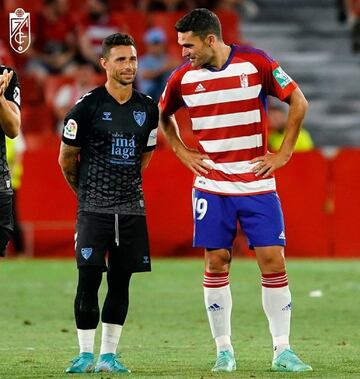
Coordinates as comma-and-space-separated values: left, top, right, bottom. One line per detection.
258, 253, 286, 273
76, 266, 103, 310
205, 248, 231, 272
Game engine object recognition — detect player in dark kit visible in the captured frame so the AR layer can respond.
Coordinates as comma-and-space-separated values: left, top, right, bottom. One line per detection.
0, 66, 21, 257
59, 33, 159, 374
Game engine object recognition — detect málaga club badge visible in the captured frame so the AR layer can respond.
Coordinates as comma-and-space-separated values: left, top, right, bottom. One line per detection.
9, 8, 31, 54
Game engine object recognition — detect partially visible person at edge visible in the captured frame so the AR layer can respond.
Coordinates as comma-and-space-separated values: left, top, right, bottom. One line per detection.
58, 33, 159, 374
268, 104, 314, 152
159, 8, 313, 373
6, 131, 26, 255
0, 65, 21, 257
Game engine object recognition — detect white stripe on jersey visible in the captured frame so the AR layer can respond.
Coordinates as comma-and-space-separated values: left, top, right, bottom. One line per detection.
183, 85, 261, 107
181, 62, 258, 84
192, 110, 261, 130
194, 176, 276, 194
200, 134, 263, 153
203, 159, 257, 174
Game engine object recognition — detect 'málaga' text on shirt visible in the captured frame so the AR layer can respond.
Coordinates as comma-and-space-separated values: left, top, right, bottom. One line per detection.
110, 133, 136, 165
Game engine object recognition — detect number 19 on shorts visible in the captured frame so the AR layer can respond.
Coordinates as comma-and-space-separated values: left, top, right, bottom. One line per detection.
193, 197, 208, 220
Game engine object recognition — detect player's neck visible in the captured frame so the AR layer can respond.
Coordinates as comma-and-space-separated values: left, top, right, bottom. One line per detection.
209, 44, 232, 70
105, 81, 133, 104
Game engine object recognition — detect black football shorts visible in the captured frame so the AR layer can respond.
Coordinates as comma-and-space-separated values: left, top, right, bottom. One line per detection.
75, 211, 151, 273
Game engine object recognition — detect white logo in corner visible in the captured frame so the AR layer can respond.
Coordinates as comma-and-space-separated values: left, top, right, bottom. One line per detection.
9, 8, 31, 54
278, 231, 286, 240
64, 119, 78, 140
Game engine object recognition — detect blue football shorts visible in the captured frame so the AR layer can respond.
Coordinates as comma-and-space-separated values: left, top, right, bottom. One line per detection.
192, 189, 286, 250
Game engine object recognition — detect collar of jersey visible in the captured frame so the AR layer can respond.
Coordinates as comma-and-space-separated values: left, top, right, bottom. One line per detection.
203, 44, 235, 72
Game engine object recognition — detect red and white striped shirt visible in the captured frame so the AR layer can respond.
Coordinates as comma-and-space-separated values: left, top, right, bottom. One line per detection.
160, 44, 297, 196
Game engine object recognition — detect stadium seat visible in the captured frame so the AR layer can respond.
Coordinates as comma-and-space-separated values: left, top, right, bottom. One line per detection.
43, 75, 75, 108
147, 11, 186, 46
112, 11, 147, 55
21, 104, 54, 134
0, 13, 8, 41
215, 9, 242, 44
20, 74, 44, 105
4, 0, 43, 13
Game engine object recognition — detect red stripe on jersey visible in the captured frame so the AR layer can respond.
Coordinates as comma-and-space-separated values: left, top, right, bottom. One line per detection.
182, 73, 260, 96
206, 171, 258, 183
193, 122, 263, 141
205, 148, 265, 163
189, 98, 262, 118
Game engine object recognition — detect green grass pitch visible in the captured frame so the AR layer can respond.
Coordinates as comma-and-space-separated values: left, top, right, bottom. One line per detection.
0, 258, 359, 378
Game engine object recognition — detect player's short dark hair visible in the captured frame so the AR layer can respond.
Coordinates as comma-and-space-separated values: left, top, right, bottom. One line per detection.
102, 33, 136, 58
175, 8, 222, 40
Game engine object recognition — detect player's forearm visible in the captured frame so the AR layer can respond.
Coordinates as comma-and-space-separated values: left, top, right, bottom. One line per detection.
279, 89, 308, 160
0, 97, 20, 138
160, 113, 187, 156
58, 143, 81, 194
60, 163, 79, 194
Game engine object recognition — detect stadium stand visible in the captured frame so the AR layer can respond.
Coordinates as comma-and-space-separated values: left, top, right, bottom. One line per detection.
242, 0, 360, 147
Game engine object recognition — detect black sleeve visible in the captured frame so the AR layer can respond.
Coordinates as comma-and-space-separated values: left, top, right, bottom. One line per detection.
62, 93, 93, 147
4, 69, 20, 109
143, 97, 159, 152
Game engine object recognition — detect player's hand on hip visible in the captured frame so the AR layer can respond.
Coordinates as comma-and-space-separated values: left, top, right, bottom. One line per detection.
250, 152, 288, 178
177, 147, 212, 176
0, 69, 13, 97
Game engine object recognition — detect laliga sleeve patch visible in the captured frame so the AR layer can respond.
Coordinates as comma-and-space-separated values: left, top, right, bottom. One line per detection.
273, 66, 292, 89
147, 128, 158, 147
13, 86, 21, 106
64, 119, 78, 140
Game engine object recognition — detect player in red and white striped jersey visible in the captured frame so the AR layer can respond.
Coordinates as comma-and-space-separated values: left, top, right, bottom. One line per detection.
159, 8, 312, 373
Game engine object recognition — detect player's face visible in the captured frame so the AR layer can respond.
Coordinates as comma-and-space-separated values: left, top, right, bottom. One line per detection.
178, 31, 213, 67
102, 45, 138, 85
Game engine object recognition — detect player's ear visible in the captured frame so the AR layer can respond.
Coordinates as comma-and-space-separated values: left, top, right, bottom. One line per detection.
207, 34, 216, 47
100, 57, 107, 71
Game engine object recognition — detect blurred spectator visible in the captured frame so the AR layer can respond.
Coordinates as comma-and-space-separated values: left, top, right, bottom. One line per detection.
77, 0, 121, 70
341, 0, 360, 52
349, 0, 360, 52
25, 0, 77, 80
5, 132, 26, 256
0, 39, 14, 68
138, 0, 195, 11
137, 28, 181, 102
336, 0, 347, 22
53, 62, 97, 133
268, 105, 314, 152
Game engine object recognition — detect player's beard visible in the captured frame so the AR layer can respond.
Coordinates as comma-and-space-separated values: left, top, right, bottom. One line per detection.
115, 70, 136, 86
189, 53, 210, 68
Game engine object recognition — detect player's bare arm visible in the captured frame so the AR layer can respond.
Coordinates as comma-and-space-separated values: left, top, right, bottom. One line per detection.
0, 69, 20, 139
141, 151, 154, 172
251, 88, 308, 178
58, 142, 81, 194
159, 110, 212, 176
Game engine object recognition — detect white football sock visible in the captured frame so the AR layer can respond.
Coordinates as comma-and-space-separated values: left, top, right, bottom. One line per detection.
261, 272, 291, 359
77, 329, 96, 354
100, 323, 123, 355
203, 272, 233, 354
